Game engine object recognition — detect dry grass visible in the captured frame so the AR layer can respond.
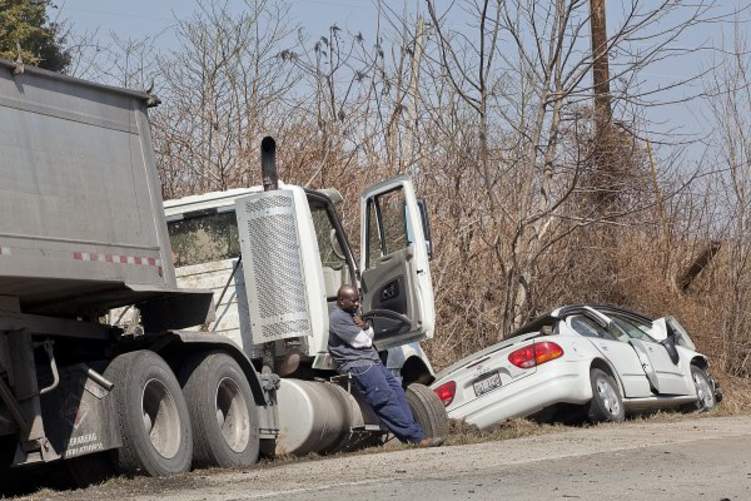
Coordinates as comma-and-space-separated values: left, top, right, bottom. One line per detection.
713, 375, 751, 414
442, 418, 567, 446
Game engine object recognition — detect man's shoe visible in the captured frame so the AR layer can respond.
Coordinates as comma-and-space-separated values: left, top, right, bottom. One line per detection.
416, 437, 445, 448
429, 436, 445, 447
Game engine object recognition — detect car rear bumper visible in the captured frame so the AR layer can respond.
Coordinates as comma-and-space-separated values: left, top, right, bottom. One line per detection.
447, 360, 593, 430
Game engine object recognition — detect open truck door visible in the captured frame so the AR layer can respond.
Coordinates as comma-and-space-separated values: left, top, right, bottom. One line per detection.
359, 176, 435, 349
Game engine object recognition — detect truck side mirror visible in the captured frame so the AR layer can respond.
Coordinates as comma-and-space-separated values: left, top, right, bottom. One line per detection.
417, 199, 433, 260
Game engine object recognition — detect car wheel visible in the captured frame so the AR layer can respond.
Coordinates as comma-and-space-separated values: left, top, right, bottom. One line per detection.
405, 383, 449, 440
588, 368, 625, 423
104, 350, 193, 477
179, 351, 260, 469
689, 365, 716, 412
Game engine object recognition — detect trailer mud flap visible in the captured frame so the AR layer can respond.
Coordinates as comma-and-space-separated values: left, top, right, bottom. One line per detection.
40, 363, 121, 460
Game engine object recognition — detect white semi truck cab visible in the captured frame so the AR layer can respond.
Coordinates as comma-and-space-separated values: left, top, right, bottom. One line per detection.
163, 137, 446, 455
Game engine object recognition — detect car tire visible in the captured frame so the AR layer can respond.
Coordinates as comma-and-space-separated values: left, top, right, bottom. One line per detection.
179, 351, 260, 469
587, 368, 625, 423
688, 365, 716, 412
104, 350, 193, 477
405, 383, 449, 439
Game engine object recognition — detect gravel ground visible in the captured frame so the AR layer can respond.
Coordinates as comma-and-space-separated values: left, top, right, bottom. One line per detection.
9, 414, 751, 501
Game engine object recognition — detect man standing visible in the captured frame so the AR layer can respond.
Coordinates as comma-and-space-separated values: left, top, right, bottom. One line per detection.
328, 285, 440, 447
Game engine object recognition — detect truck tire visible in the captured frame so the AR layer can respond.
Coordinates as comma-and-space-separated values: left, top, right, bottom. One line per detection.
405, 383, 449, 440
179, 351, 260, 469
104, 350, 193, 476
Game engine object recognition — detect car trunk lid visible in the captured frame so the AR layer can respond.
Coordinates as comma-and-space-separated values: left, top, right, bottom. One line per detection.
435, 332, 547, 409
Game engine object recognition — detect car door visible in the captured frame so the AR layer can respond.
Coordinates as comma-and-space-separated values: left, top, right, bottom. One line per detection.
651, 316, 698, 352
568, 314, 653, 398
610, 315, 692, 395
360, 176, 435, 349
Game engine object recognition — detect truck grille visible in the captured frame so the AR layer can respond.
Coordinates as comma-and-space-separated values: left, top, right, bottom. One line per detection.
236, 190, 312, 342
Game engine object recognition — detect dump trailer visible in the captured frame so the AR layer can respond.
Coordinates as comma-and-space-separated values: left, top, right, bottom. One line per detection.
0, 59, 447, 484
0, 59, 275, 480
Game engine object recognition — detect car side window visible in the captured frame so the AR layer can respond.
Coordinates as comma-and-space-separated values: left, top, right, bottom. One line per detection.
610, 316, 657, 343
569, 316, 616, 341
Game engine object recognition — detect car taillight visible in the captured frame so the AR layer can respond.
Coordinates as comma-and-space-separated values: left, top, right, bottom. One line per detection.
433, 381, 456, 407
508, 341, 564, 369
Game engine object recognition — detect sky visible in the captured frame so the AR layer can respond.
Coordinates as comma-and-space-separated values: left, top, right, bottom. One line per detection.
59, 0, 379, 48
57, 0, 748, 163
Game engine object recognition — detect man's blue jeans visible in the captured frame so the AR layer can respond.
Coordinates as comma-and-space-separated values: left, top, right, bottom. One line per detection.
349, 362, 425, 444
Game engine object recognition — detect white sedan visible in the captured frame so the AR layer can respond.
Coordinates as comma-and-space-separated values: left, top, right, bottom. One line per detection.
431, 305, 721, 429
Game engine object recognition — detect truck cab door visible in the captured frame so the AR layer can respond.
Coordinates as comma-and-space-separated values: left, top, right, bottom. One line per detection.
360, 176, 435, 349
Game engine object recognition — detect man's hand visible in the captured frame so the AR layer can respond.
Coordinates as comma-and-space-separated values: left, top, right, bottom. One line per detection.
353, 315, 370, 330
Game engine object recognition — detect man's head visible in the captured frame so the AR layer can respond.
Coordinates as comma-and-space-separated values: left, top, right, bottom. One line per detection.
337, 285, 360, 313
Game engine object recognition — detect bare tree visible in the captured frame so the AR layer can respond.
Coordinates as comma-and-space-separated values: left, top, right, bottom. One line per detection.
149, 0, 297, 197
67, 0, 751, 379
702, 24, 751, 375
417, 0, 718, 346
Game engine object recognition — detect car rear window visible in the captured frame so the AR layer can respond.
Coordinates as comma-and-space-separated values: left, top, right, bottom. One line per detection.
569, 316, 616, 340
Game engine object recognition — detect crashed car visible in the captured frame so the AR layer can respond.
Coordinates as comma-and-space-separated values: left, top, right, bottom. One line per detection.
431, 305, 721, 429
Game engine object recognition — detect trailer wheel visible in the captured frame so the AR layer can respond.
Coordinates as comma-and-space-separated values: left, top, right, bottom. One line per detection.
405, 383, 449, 440
179, 351, 260, 469
104, 350, 193, 476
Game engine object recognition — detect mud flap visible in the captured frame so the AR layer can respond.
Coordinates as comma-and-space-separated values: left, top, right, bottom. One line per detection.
39, 363, 121, 462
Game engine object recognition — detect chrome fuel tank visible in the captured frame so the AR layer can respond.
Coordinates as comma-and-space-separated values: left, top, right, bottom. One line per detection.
275, 378, 380, 456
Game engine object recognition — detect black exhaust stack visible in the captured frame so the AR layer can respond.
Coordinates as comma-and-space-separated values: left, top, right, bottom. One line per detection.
261, 136, 278, 191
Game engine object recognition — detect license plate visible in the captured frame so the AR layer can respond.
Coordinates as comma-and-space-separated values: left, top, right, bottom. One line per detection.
473, 370, 502, 397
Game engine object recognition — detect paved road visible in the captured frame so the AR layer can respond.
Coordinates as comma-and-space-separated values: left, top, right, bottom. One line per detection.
20, 415, 751, 501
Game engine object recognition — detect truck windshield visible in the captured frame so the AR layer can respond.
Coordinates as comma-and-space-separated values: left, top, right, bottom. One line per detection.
168, 211, 240, 267
168, 203, 348, 270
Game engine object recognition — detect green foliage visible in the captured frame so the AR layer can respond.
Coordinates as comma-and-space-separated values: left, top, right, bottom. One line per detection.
0, 0, 70, 72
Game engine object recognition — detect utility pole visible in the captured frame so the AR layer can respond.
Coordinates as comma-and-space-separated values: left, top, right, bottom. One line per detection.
589, 0, 616, 209
590, 0, 611, 136
406, 16, 425, 173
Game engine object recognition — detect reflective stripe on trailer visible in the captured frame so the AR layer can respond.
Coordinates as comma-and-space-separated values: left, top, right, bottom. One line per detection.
0, 246, 162, 275
73, 252, 163, 276
72, 251, 160, 266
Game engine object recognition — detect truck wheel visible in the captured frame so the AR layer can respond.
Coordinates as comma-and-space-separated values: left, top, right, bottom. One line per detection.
179, 351, 260, 469
405, 383, 449, 439
104, 350, 193, 476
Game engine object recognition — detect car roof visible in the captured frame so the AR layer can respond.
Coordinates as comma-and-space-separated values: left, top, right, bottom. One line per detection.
588, 304, 654, 324
510, 304, 654, 337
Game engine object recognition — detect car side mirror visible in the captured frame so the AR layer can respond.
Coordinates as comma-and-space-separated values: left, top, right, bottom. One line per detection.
417, 198, 433, 260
